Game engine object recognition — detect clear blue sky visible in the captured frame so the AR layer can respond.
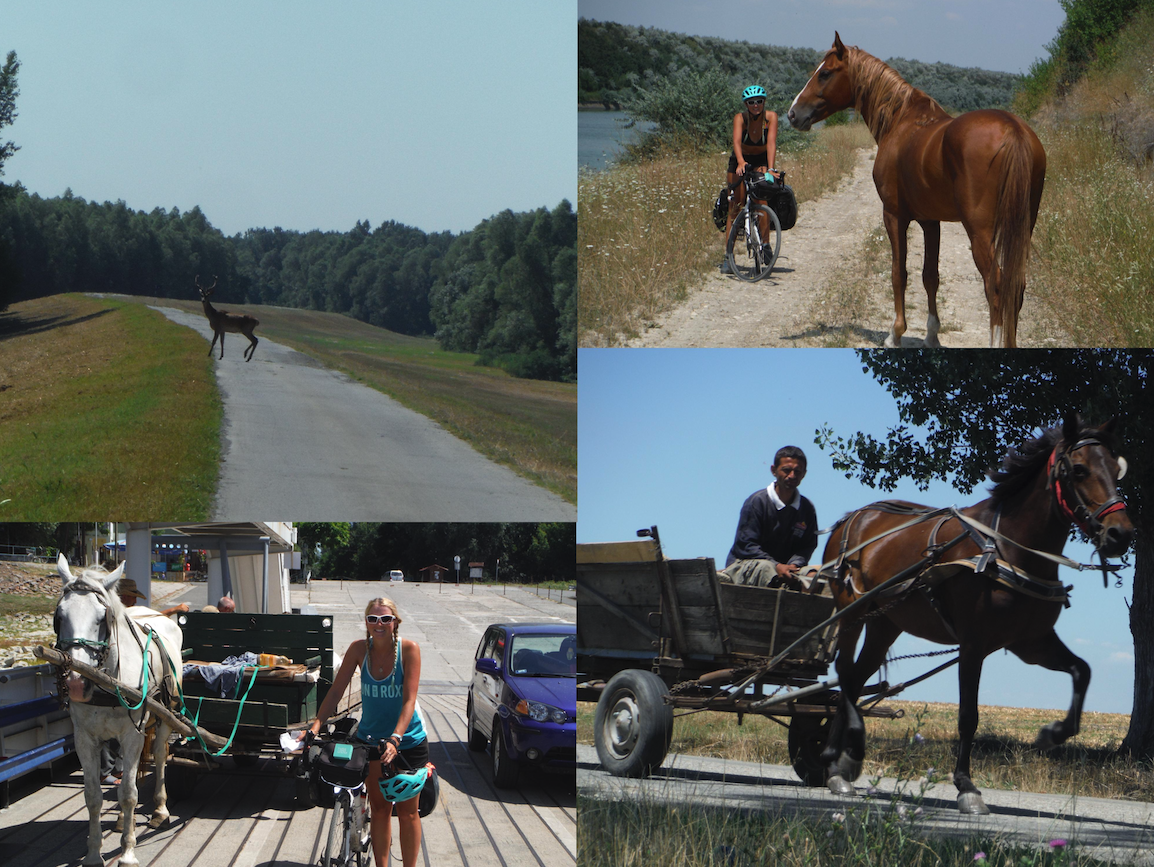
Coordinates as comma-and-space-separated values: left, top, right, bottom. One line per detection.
1, 2, 576, 237
578, 349, 1137, 715
577, 0, 1066, 75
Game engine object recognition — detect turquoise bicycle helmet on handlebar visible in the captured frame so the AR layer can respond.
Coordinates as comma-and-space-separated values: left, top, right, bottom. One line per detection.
742, 85, 767, 102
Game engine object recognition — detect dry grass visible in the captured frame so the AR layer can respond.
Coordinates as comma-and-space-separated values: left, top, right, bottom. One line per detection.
133, 298, 576, 503
806, 222, 893, 346
577, 122, 875, 345
1024, 10, 1154, 345
0, 294, 220, 518
579, 698, 1154, 801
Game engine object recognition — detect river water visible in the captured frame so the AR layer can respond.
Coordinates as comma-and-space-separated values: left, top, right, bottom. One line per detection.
578, 110, 656, 171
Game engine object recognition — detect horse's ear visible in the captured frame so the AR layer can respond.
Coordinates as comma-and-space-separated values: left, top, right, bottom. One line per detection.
104, 561, 126, 591
57, 552, 75, 588
833, 32, 846, 59
1100, 417, 1117, 435
1062, 413, 1081, 445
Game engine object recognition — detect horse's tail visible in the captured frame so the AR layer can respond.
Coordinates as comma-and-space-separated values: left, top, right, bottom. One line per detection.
992, 124, 1037, 347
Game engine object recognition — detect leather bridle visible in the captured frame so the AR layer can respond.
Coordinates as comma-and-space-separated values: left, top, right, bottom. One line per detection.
1047, 437, 1128, 551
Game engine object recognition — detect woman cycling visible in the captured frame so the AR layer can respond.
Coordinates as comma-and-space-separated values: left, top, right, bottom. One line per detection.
724, 85, 780, 267
305, 597, 428, 867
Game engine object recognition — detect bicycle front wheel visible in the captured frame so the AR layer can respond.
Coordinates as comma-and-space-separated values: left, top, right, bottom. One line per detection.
726, 204, 781, 282
325, 791, 353, 867
354, 791, 372, 867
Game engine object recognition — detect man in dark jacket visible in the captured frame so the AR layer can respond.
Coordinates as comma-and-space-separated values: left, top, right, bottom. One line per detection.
721, 445, 818, 589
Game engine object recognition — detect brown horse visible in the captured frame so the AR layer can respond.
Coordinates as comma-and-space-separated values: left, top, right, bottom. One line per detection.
788, 34, 1046, 348
819, 416, 1132, 814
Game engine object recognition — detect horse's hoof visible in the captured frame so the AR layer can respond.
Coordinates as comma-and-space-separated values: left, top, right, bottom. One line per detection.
119, 853, 140, 867
83, 857, 104, 867
1034, 724, 1058, 751
957, 792, 990, 815
836, 752, 863, 783
148, 813, 169, 829
827, 774, 854, 795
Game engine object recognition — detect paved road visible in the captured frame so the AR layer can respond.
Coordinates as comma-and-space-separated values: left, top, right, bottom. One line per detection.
2, 583, 576, 867
151, 306, 576, 522
578, 746, 1154, 864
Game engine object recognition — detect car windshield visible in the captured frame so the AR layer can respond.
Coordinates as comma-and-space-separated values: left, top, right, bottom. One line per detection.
507, 633, 576, 677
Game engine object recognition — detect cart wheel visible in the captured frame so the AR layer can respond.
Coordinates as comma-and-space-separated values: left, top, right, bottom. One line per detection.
166, 762, 199, 803
594, 669, 673, 778
788, 715, 831, 787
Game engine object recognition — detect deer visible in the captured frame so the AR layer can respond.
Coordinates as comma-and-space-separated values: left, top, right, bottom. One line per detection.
196, 275, 260, 362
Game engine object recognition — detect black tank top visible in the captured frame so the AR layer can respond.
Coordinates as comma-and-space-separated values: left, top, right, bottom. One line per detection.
740, 111, 768, 151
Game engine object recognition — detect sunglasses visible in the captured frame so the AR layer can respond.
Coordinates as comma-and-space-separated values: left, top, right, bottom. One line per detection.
366, 614, 396, 624
746, 98, 765, 105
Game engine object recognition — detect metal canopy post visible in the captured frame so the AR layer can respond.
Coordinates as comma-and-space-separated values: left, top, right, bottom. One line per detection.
261, 537, 270, 614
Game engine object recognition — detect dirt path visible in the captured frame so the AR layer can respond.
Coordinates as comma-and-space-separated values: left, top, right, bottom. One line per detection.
626, 148, 1065, 348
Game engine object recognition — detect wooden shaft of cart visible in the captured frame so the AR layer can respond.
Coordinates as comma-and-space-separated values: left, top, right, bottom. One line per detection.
34, 645, 231, 752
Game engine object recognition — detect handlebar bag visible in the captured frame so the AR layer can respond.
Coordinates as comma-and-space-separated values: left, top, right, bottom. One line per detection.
316, 741, 369, 788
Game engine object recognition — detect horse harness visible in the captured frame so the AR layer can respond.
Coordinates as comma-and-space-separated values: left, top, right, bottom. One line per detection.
825, 437, 1130, 629
54, 584, 177, 724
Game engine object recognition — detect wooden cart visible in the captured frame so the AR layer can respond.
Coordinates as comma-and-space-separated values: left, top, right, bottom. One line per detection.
167, 611, 339, 800
578, 527, 902, 786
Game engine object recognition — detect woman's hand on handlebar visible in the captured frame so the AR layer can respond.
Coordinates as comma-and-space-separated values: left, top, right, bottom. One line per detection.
380, 738, 399, 765
736, 160, 748, 177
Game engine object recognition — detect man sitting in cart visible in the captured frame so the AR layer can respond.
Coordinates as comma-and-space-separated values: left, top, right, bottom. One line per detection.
719, 445, 818, 590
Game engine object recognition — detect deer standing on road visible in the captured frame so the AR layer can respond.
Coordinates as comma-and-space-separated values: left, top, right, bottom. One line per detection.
196, 275, 260, 362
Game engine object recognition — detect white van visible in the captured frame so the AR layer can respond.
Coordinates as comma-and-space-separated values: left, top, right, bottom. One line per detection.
388, 570, 405, 582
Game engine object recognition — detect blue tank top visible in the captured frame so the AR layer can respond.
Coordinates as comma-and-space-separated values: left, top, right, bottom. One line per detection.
357, 636, 427, 749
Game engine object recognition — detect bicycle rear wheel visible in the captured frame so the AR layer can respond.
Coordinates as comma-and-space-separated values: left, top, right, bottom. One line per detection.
325, 791, 353, 867
726, 203, 781, 282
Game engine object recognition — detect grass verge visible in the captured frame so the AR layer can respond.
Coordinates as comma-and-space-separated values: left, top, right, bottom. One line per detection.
577, 122, 875, 345
135, 298, 576, 504
579, 699, 1151, 801
578, 794, 1119, 866
0, 293, 220, 518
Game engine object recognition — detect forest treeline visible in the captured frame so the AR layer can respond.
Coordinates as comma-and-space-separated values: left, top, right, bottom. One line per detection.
578, 18, 1022, 114
296, 521, 575, 584
0, 190, 576, 382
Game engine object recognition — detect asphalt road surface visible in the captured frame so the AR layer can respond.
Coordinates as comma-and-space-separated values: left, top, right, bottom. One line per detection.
152, 306, 576, 522
578, 746, 1154, 864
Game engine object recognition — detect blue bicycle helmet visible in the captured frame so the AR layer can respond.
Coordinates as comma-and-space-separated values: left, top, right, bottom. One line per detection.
742, 85, 767, 102
379, 764, 429, 803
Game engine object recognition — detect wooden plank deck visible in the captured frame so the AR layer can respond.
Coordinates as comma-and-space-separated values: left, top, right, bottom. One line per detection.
0, 693, 575, 867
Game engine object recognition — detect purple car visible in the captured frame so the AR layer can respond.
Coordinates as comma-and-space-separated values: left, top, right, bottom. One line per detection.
467, 621, 576, 787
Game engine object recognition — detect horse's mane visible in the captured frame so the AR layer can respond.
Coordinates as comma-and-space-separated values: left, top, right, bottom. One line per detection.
845, 46, 946, 139
987, 420, 1114, 503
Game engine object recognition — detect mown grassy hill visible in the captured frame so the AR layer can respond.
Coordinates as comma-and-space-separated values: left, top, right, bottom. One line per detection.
0, 293, 575, 518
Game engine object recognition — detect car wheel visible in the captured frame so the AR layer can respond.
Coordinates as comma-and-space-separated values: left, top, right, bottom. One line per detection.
467, 696, 487, 752
491, 716, 519, 788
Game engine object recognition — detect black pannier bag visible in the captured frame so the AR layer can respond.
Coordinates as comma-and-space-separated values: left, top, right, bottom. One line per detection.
315, 740, 369, 788
711, 187, 729, 231
749, 174, 798, 231
770, 183, 798, 231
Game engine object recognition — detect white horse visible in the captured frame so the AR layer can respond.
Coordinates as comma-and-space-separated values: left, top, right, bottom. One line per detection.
54, 553, 184, 867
